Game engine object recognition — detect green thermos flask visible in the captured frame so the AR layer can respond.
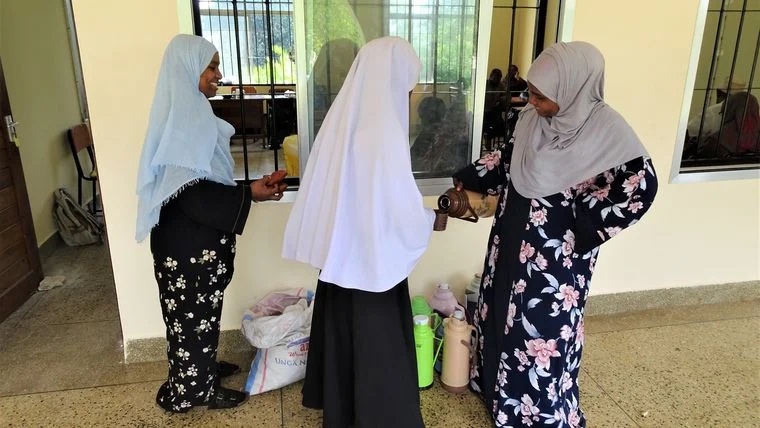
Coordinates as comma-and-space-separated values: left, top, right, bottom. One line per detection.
414, 314, 441, 389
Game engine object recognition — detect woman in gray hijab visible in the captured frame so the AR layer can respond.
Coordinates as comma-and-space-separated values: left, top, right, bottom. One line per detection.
453, 42, 658, 427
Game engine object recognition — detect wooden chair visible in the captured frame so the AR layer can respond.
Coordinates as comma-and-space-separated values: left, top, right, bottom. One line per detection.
65, 123, 99, 214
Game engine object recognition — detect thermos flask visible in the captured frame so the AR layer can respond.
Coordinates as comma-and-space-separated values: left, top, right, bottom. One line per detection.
413, 314, 442, 389
433, 188, 498, 231
441, 309, 475, 393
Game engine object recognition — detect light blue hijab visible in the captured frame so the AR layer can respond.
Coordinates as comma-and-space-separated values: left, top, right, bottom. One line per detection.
135, 34, 236, 242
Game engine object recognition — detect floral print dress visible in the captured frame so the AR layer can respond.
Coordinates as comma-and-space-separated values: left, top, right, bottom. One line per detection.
454, 143, 657, 427
150, 180, 251, 412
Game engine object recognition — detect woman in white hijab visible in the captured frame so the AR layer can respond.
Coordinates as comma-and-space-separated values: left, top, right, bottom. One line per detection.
137, 34, 286, 413
453, 42, 658, 427
282, 37, 432, 427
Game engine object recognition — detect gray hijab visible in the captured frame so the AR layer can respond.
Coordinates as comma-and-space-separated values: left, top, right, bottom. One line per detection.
510, 41, 649, 198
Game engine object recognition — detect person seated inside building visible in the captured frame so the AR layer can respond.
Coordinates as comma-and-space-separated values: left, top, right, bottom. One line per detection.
411, 96, 447, 172
693, 91, 759, 159
483, 68, 507, 142
503, 64, 528, 103
686, 79, 745, 142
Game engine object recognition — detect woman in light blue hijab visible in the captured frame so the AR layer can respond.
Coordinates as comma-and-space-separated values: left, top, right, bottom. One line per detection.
137, 34, 286, 413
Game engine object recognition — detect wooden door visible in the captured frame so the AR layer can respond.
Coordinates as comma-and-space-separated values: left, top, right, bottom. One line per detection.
0, 57, 43, 323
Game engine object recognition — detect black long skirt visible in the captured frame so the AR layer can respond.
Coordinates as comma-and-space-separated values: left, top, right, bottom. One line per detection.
302, 279, 424, 428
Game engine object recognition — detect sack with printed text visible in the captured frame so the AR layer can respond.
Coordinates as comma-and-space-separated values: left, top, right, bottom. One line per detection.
242, 288, 314, 395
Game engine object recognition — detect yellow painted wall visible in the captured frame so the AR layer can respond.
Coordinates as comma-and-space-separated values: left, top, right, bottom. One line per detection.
572, 0, 760, 290
0, 0, 83, 245
69, 0, 181, 343
177, 0, 194, 34
71, 0, 758, 349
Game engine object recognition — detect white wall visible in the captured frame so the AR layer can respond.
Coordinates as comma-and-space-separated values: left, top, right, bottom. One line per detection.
71, 0, 759, 349
0, 0, 83, 245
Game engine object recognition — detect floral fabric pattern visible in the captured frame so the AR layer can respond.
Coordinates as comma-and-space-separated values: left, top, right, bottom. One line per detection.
458, 142, 657, 427
154, 234, 236, 412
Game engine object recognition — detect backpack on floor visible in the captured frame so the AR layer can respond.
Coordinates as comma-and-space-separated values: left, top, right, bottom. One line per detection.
52, 188, 102, 246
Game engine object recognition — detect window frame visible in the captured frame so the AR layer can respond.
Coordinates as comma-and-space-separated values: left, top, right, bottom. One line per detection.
191, 0, 576, 201
670, 0, 760, 184
289, 0, 494, 199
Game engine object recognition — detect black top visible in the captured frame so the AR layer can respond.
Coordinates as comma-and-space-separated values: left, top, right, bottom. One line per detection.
150, 180, 252, 256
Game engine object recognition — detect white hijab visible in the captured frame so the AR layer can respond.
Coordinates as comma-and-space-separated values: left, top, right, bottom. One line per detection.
510, 41, 649, 198
135, 35, 236, 242
282, 37, 434, 293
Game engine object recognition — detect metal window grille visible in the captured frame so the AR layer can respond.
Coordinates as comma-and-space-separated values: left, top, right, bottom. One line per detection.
388, 0, 478, 84
193, 0, 298, 183
196, 0, 295, 85
484, 0, 560, 146
681, 0, 760, 170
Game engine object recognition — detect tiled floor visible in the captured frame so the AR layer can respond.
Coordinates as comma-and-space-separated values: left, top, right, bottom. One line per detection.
0, 244, 758, 427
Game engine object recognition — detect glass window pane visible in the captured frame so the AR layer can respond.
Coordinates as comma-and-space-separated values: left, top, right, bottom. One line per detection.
681, 3, 760, 169
198, 1, 299, 181
305, 0, 481, 178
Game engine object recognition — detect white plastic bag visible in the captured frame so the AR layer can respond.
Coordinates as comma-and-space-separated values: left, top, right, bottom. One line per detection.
242, 288, 314, 395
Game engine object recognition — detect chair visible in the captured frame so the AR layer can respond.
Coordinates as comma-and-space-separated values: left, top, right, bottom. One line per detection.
66, 123, 99, 214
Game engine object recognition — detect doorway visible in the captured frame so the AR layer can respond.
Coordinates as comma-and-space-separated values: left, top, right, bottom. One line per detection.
0, 58, 44, 323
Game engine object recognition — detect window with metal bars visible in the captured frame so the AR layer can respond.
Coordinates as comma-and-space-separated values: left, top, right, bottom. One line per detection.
387, 0, 477, 84
192, 0, 298, 184
194, 0, 295, 85
680, 0, 759, 173
482, 0, 562, 148
191, 1, 569, 192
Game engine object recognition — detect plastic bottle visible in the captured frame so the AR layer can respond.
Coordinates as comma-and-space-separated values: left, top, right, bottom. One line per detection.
413, 315, 436, 389
428, 283, 461, 317
441, 309, 475, 393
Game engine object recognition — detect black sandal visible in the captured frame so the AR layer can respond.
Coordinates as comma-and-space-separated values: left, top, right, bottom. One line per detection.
206, 385, 248, 410
217, 361, 241, 378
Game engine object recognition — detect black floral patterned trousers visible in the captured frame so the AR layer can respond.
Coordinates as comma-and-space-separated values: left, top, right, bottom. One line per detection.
152, 235, 236, 412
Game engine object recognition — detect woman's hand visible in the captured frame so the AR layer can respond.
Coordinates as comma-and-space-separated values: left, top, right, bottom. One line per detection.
453, 177, 463, 191
250, 170, 288, 202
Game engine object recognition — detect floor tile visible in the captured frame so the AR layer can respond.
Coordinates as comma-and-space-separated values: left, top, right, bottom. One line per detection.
281, 381, 321, 428
20, 281, 119, 326
0, 320, 166, 397
419, 377, 492, 427
0, 318, 255, 398
0, 380, 282, 427
0, 291, 43, 340
585, 299, 760, 334
582, 317, 760, 427
282, 377, 493, 428
578, 370, 637, 427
